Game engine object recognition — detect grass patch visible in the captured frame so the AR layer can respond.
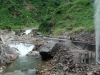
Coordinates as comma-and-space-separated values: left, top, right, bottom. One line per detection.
53, 27, 66, 35
71, 26, 86, 34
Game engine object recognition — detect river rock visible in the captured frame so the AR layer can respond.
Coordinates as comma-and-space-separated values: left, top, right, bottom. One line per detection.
8, 47, 19, 54
15, 29, 25, 36
9, 54, 18, 61
7, 47, 19, 61
0, 44, 19, 65
26, 51, 40, 58
32, 43, 43, 51
39, 42, 60, 60
0, 68, 4, 74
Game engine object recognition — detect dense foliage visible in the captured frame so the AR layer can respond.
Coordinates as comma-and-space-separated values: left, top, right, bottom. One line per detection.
0, 0, 94, 34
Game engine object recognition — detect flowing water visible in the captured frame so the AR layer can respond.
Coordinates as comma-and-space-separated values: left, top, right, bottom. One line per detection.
94, 0, 100, 63
5, 43, 45, 75
6, 56, 44, 72
9, 43, 34, 56
24, 29, 32, 35
5, 29, 45, 75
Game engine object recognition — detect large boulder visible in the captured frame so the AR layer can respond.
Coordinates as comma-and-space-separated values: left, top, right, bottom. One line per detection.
38, 42, 60, 60
0, 44, 19, 65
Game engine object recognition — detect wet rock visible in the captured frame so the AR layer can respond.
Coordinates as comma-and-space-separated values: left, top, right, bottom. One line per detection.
8, 47, 19, 54
9, 54, 18, 61
36, 69, 41, 74
21, 68, 28, 72
26, 51, 41, 58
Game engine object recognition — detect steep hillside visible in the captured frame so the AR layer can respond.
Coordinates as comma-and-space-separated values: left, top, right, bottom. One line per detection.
54, 0, 94, 35
0, 0, 39, 30
38, 0, 94, 35
0, 0, 62, 30
0, 0, 94, 34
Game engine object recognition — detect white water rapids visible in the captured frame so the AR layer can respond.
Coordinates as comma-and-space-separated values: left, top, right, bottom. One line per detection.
9, 43, 34, 56
24, 29, 32, 35
5, 29, 45, 74
9, 29, 34, 56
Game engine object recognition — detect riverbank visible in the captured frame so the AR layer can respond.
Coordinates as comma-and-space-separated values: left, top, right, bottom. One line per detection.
0, 28, 98, 75
36, 31, 100, 75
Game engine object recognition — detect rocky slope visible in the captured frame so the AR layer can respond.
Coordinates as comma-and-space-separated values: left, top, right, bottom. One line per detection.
35, 31, 99, 75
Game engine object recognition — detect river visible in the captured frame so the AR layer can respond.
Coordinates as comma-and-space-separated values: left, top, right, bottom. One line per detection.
5, 43, 45, 75
6, 56, 44, 72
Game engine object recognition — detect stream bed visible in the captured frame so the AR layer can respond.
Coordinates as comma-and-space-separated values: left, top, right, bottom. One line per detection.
6, 56, 45, 72
5, 42, 45, 75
